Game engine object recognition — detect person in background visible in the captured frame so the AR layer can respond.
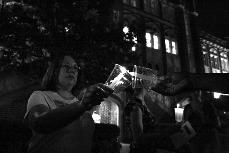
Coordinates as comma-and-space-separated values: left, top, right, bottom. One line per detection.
124, 88, 155, 153
183, 91, 221, 153
24, 55, 113, 153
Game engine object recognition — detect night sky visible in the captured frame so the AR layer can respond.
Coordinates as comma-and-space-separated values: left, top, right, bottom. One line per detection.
197, 0, 229, 39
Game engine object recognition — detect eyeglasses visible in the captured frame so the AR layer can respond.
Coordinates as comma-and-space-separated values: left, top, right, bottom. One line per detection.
61, 64, 80, 71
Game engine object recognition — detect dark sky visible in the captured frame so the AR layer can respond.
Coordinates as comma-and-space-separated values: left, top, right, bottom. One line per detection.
197, 0, 229, 39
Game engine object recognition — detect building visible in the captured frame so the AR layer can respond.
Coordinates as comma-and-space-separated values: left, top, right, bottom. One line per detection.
200, 31, 229, 73
118, 0, 203, 74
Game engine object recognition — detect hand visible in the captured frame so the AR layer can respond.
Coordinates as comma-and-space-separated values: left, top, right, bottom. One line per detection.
151, 73, 193, 96
81, 83, 113, 110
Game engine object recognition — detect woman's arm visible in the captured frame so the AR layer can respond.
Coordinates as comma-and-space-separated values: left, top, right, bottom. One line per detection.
26, 102, 87, 134
26, 84, 113, 134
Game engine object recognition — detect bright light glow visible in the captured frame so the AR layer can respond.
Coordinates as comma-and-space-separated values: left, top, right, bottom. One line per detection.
153, 35, 159, 49
108, 65, 127, 89
214, 92, 221, 99
132, 46, 136, 51
120, 66, 127, 73
145, 33, 152, 47
123, 26, 129, 34
65, 27, 70, 32
165, 39, 170, 53
177, 103, 180, 108
133, 36, 137, 44
172, 41, 177, 54
92, 111, 101, 123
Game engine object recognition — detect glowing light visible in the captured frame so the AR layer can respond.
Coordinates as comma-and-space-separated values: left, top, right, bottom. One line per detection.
177, 103, 180, 108
132, 46, 136, 51
153, 35, 159, 49
65, 27, 70, 32
92, 111, 101, 123
213, 92, 221, 99
145, 33, 152, 47
108, 66, 127, 89
123, 26, 129, 34
165, 39, 170, 53
172, 41, 177, 54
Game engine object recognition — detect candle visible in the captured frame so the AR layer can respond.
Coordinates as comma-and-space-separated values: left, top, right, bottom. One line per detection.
174, 104, 184, 122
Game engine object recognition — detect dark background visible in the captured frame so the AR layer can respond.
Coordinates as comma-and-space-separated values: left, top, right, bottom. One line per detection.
197, 0, 229, 39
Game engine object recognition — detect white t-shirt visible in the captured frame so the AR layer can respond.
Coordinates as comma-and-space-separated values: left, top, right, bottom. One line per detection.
25, 91, 95, 153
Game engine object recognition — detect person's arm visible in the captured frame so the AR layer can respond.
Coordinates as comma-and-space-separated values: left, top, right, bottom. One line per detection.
25, 84, 113, 134
130, 105, 143, 142
26, 102, 88, 134
151, 78, 193, 96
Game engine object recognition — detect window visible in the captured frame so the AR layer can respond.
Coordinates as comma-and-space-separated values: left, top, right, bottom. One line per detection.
144, 0, 150, 12
130, 0, 137, 7
150, 0, 156, 9
171, 41, 177, 54
145, 33, 159, 49
203, 52, 209, 66
92, 101, 119, 126
145, 33, 152, 48
210, 54, 220, 69
165, 39, 170, 53
165, 38, 177, 54
221, 58, 229, 71
153, 35, 159, 49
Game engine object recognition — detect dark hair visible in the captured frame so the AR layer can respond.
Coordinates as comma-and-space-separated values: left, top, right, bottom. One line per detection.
41, 55, 80, 92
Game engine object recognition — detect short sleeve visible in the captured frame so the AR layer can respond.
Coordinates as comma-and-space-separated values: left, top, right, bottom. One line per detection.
24, 91, 50, 119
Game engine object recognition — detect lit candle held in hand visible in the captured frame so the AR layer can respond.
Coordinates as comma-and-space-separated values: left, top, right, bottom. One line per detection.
174, 103, 184, 122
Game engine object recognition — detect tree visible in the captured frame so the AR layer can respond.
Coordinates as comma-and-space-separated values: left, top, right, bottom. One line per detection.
0, 0, 137, 87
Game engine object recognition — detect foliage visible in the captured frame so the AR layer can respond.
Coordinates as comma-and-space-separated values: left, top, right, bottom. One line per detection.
0, 0, 137, 87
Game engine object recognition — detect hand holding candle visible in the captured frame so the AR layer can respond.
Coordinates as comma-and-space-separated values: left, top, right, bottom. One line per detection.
174, 103, 184, 122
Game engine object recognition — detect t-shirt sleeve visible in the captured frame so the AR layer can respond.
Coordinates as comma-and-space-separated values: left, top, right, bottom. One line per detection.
24, 91, 50, 119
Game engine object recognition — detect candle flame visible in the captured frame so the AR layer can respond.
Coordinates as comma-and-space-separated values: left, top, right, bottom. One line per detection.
177, 103, 180, 108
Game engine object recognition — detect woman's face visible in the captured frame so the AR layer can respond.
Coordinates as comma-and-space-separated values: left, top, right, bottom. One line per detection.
57, 56, 79, 90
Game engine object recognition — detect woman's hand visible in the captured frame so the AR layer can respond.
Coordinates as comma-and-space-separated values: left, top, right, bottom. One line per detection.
81, 83, 113, 110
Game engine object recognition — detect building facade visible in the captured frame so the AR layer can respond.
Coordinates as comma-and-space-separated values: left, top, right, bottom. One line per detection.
118, 0, 203, 74
200, 31, 229, 73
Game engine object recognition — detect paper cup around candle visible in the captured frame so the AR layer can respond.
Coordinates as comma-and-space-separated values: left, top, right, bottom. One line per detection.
174, 107, 184, 122
105, 64, 132, 93
132, 65, 159, 89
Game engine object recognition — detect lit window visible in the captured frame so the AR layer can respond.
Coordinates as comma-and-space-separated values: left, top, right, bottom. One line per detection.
171, 41, 177, 54
153, 35, 159, 49
145, 33, 152, 48
94, 101, 119, 126
221, 58, 229, 71
165, 39, 170, 53
225, 59, 229, 70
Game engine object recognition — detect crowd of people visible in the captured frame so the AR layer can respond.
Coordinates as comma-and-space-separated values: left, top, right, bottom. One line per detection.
23, 54, 229, 153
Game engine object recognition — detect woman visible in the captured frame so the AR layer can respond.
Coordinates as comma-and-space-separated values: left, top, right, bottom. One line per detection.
24, 55, 113, 153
